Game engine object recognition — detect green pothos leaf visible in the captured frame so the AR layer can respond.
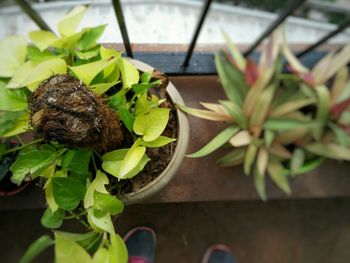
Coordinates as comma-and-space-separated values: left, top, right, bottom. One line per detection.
0, 35, 27, 77
55, 232, 93, 263
133, 108, 170, 142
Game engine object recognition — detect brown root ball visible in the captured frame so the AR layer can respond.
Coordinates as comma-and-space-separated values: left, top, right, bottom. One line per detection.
29, 74, 123, 152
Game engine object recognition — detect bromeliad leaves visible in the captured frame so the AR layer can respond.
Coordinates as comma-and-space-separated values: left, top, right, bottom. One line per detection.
179, 28, 350, 200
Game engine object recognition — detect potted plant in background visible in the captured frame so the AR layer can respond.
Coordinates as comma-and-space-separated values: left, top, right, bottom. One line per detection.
0, 5, 189, 262
179, 28, 350, 200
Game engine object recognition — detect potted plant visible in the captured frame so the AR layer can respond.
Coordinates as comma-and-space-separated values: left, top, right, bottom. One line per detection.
179, 29, 350, 200
0, 5, 189, 262
0, 140, 31, 196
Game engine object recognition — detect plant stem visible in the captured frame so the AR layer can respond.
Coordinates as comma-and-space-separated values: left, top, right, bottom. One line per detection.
67, 211, 90, 229
16, 135, 24, 145
64, 210, 86, 220
92, 153, 97, 171
94, 151, 102, 160
4, 139, 43, 155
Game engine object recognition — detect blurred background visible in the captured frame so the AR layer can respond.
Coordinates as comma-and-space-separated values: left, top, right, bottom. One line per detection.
1, 0, 350, 44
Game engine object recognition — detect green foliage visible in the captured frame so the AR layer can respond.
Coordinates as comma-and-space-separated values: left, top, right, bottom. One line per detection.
1, 4, 172, 263
0, 82, 28, 111
10, 148, 57, 185
41, 208, 65, 229
61, 149, 92, 174
52, 177, 86, 211
133, 108, 170, 142
179, 29, 350, 200
0, 36, 27, 77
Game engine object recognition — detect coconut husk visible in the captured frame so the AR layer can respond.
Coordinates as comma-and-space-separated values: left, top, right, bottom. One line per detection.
29, 74, 123, 152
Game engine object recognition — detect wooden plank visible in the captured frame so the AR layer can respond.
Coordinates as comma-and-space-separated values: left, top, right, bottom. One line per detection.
1, 75, 350, 211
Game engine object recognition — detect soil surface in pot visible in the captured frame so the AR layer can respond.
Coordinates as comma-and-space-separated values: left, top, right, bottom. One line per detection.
108, 94, 178, 197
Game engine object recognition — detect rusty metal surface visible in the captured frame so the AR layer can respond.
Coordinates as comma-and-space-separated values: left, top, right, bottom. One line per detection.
1, 76, 350, 211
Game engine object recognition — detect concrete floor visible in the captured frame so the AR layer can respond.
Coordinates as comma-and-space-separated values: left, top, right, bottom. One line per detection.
1, 199, 350, 263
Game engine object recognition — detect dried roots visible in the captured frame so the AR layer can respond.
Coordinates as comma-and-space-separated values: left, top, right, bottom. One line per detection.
29, 74, 123, 152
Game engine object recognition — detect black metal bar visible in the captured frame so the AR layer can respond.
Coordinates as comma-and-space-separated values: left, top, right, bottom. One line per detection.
14, 0, 52, 32
182, 0, 213, 67
297, 18, 350, 58
244, 0, 306, 57
112, 0, 133, 58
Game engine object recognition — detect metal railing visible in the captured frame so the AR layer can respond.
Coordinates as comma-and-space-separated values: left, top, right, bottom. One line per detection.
13, 0, 350, 75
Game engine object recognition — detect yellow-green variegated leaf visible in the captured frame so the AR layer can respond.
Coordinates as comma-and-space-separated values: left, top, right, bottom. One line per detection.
244, 143, 258, 175
269, 143, 292, 160
23, 58, 67, 91
117, 58, 139, 89
259, 29, 281, 73
263, 117, 310, 131
100, 46, 121, 78
55, 232, 93, 263
253, 165, 267, 201
267, 160, 291, 194
331, 67, 349, 105
29, 30, 59, 51
108, 234, 128, 263
90, 81, 120, 95
243, 67, 275, 116
84, 170, 109, 209
0, 36, 27, 77
305, 143, 350, 161
257, 147, 268, 178
45, 179, 59, 213
282, 31, 309, 74
119, 144, 146, 179
264, 130, 275, 147
1, 112, 31, 137
313, 85, 330, 140
217, 147, 246, 167
274, 126, 309, 145
58, 5, 88, 37
177, 104, 233, 122
7, 61, 39, 89
87, 208, 114, 235
215, 52, 246, 107
133, 108, 170, 142
270, 98, 316, 117
290, 149, 305, 176
69, 56, 118, 85
140, 136, 176, 148
311, 51, 335, 84
323, 44, 350, 84
200, 102, 231, 116
187, 126, 240, 158
222, 31, 246, 71
220, 100, 247, 129
249, 84, 276, 136
229, 130, 251, 147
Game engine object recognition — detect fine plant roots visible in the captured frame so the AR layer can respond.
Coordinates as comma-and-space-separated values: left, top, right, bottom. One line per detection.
29, 74, 124, 151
